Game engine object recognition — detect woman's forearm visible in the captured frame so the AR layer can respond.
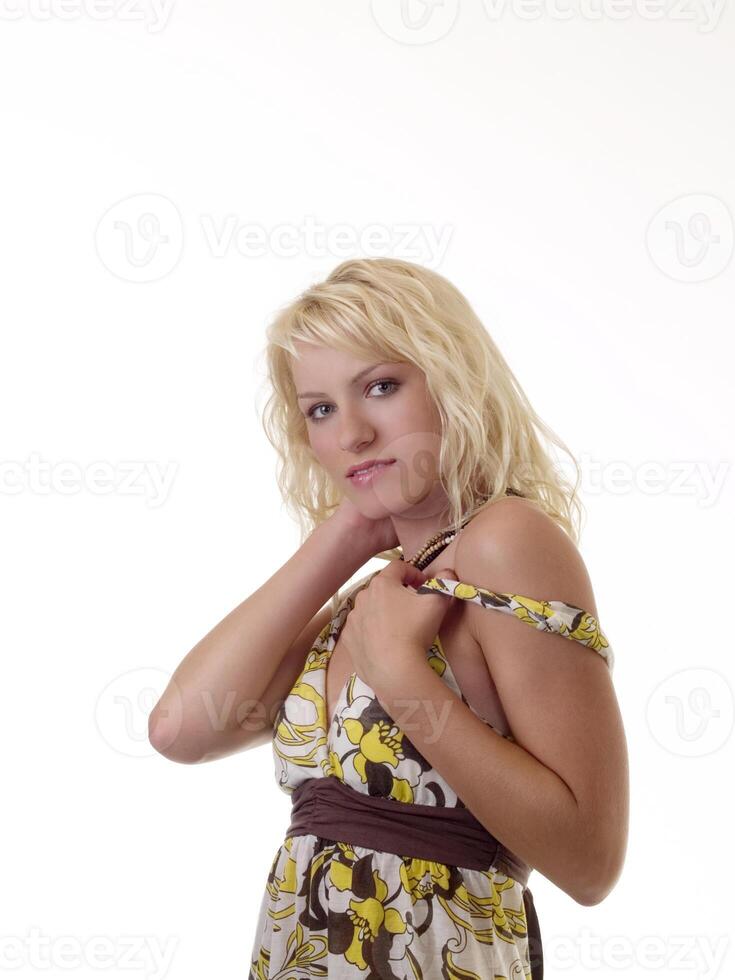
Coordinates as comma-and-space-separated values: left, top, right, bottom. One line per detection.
149, 518, 370, 762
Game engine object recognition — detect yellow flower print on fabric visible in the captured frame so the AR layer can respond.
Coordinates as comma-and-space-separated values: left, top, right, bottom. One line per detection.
399, 858, 451, 902
423, 577, 479, 602
569, 611, 610, 654
329, 862, 408, 971
417, 574, 615, 671
453, 582, 481, 600
433, 875, 525, 950
427, 650, 447, 676
327, 748, 344, 780
277, 853, 298, 896
389, 776, 415, 803
511, 596, 557, 626
343, 718, 404, 783
335, 840, 359, 862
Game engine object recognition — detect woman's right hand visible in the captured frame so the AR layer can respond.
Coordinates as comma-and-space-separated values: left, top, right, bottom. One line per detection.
328, 497, 401, 560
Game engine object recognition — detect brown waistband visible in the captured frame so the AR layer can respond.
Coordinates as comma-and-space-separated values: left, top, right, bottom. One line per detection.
285, 776, 532, 885
285, 778, 543, 979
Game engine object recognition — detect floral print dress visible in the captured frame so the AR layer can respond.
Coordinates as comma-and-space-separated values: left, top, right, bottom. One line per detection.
248, 570, 614, 980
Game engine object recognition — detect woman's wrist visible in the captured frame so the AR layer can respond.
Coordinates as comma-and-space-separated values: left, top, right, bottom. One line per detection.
310, 514, 375, 572
316, 512, 385, 568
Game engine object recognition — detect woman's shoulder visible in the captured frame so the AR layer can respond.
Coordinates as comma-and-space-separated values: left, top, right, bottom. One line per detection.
461, 492, 554, 548
455, 494, 599, 621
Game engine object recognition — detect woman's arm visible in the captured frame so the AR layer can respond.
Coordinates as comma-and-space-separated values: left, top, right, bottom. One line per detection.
148, 516, 374, 764
373, 502, 629, 906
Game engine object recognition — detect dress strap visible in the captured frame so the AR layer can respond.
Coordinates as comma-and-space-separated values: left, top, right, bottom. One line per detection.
416, 576, 615, 673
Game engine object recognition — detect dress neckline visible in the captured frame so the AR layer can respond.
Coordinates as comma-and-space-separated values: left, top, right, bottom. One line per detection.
321, 571, 503, 739
316, 567, 614, 741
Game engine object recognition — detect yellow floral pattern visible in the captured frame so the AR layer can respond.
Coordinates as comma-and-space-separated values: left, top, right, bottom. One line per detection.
250, 571, 614, 979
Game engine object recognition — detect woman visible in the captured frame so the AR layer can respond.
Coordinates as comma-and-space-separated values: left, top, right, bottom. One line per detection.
150, 257, 628, 979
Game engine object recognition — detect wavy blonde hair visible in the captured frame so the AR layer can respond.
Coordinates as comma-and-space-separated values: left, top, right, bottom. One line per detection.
258, 257, 584, 614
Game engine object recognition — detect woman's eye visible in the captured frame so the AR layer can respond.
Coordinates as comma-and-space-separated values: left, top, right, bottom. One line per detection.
307, 404, 332, 422
306, 379, 399, 423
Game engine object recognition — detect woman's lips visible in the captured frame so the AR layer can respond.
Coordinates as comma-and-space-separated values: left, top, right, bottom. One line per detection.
347, 459, 396, 486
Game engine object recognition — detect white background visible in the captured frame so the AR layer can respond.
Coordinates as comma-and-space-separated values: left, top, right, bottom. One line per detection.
1, 1, 733, 978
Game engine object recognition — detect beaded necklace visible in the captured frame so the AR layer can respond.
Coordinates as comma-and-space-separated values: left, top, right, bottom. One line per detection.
398, 487, 521, 571
399, 515, 474, 570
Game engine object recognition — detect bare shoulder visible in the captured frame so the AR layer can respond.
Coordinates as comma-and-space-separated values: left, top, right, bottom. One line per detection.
451, 499, 626, 903
453, 494, 599, 622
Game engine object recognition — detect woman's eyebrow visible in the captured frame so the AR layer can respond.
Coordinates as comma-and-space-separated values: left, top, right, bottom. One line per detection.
296, 362, 398, 399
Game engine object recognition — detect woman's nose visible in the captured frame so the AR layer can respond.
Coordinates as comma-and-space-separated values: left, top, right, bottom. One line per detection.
338, 414, 375, 454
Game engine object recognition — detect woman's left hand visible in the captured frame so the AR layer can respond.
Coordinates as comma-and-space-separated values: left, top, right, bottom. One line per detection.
338, 558, 458, 694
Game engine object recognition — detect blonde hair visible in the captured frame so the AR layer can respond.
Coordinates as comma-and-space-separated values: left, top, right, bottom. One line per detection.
258, 257, 584, 615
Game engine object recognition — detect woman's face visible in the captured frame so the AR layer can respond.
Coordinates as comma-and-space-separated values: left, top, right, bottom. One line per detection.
291, 342, 446, 520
